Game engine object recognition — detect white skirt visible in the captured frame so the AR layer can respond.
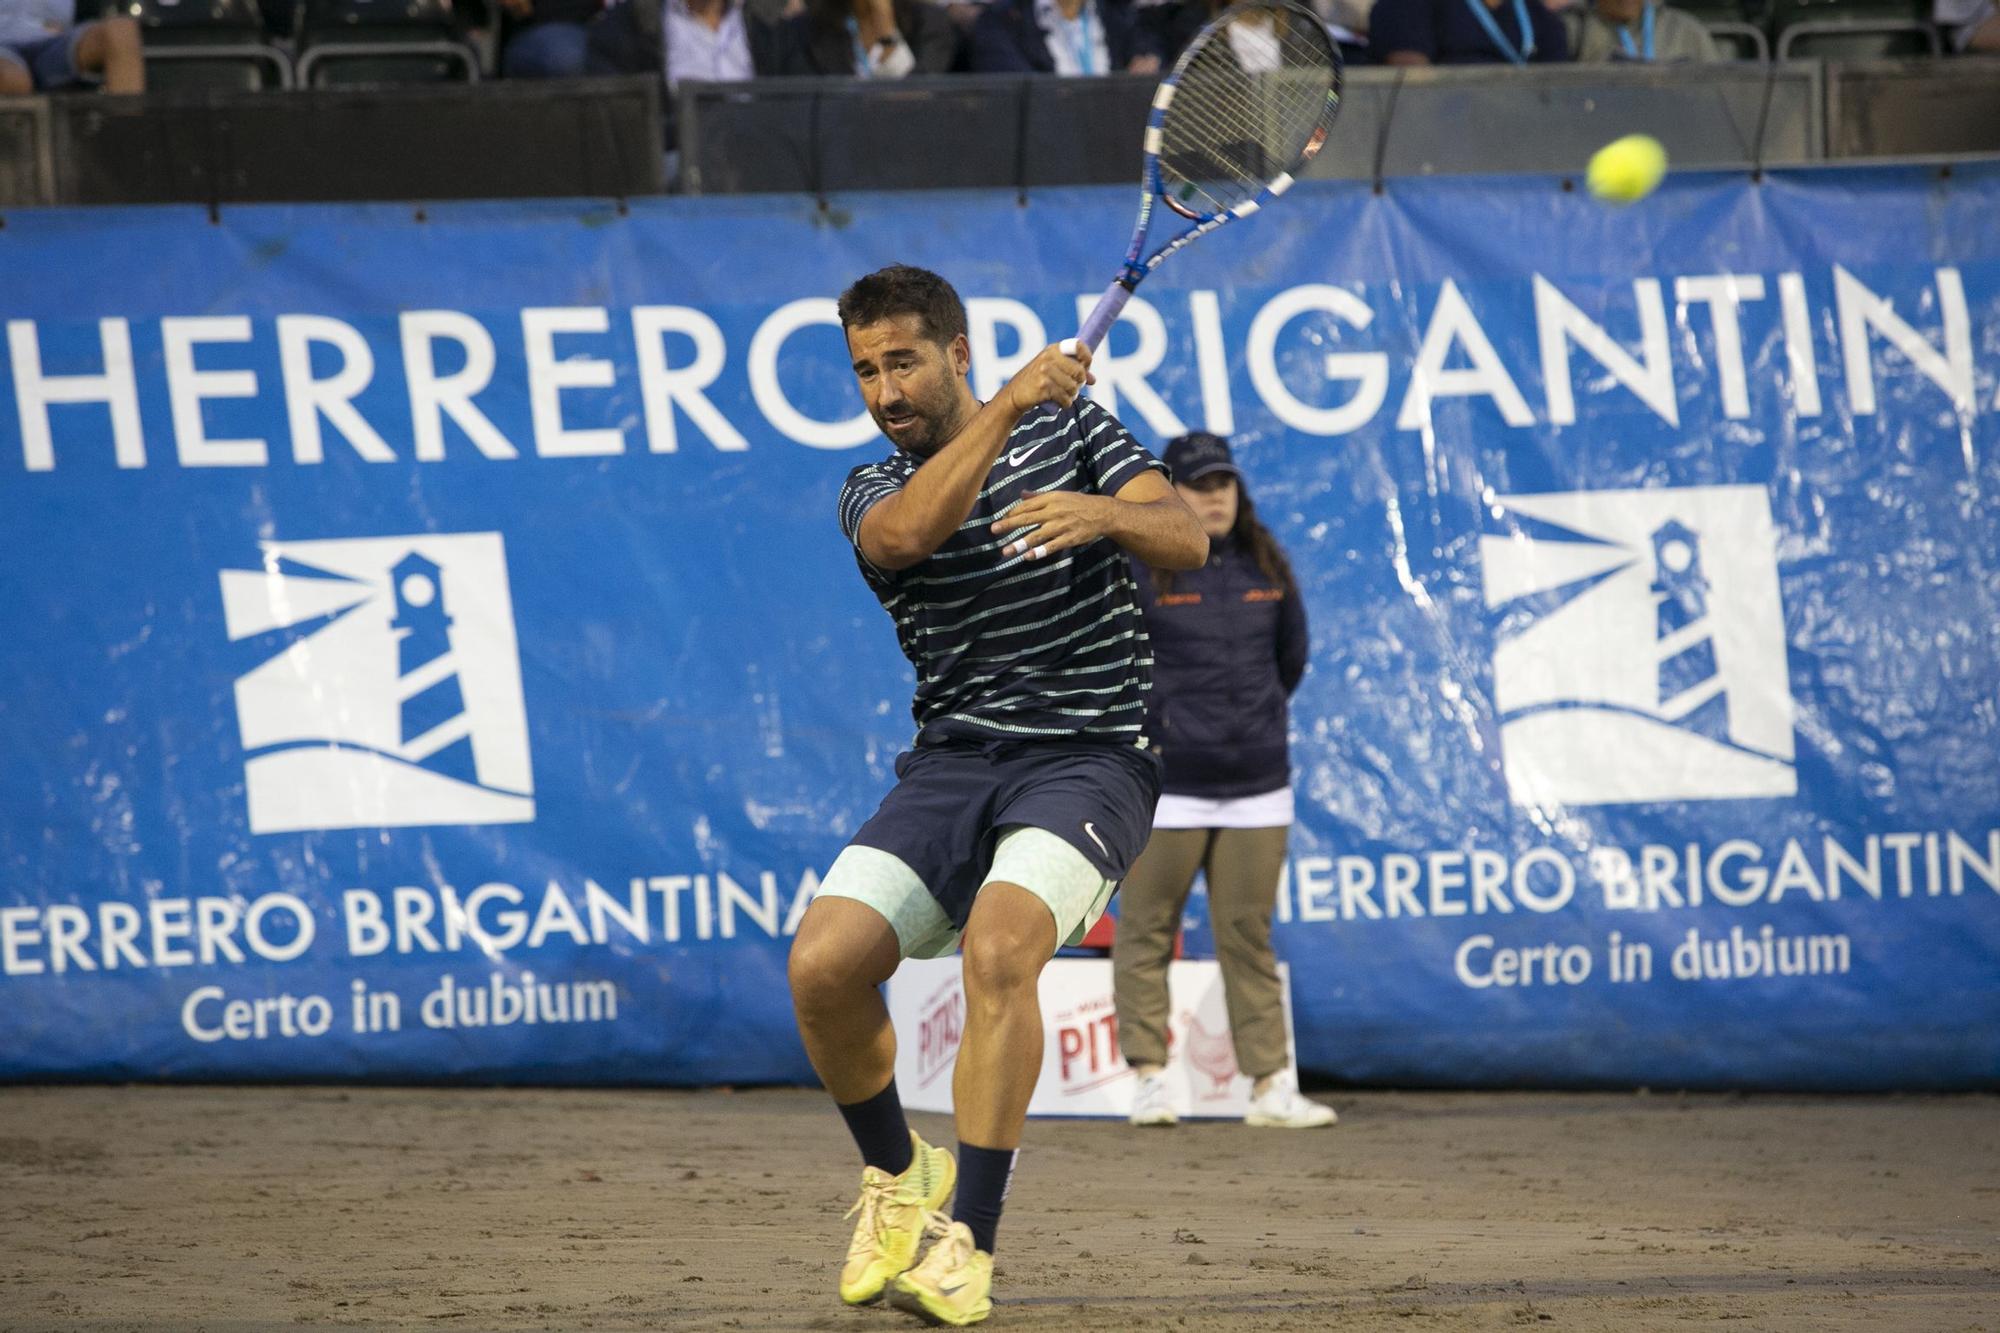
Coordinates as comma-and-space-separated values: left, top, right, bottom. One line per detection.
1151, 785, 1294, 831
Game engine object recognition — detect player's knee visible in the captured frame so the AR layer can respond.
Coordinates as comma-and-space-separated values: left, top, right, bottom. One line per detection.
960, 925, 1043, 1000
787, 931, 869, 1014
0, 62, 28, 96
786, 934, 835, 1009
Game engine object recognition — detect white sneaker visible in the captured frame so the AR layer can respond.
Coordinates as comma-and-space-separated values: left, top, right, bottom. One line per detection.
1128, 1071, 1178, 1127
1245, 1069, 1337, 1128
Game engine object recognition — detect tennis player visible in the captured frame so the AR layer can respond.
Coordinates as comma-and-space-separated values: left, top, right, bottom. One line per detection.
788, 264, 1208, 1326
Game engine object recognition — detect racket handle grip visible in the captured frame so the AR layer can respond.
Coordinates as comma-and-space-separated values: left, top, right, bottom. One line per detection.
1075, 281, 1134, 353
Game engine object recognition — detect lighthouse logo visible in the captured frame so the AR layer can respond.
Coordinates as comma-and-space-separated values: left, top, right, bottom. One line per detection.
1479, 486, 1796, 808
218, 533, 534, 834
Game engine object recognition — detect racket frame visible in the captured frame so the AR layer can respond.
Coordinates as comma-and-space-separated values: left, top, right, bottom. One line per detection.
1076, 0, 1342, 352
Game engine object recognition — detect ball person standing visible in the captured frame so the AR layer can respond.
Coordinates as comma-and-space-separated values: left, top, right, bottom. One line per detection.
1112, 432, 1336, 1129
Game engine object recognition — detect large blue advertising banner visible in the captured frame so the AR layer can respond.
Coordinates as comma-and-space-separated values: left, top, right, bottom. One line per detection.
3, 164, 1997, 1088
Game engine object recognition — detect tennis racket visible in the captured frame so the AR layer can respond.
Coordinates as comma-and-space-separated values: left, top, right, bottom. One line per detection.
1072, 0, 1343, 353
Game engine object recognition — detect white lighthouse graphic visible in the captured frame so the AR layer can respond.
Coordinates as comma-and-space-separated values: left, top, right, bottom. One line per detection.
219, 532, 534, 834
1479, 486, 1796, 808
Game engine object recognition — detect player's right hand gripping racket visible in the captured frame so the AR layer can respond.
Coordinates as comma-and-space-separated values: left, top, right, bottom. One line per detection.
1072, 0, 1343, 353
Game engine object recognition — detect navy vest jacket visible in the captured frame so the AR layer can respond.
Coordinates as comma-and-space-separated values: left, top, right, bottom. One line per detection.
1131, 536, 1308, 800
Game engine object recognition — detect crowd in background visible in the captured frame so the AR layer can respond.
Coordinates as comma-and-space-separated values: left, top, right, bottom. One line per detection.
1, 0, 1996, 97
551, 0, 2000, 81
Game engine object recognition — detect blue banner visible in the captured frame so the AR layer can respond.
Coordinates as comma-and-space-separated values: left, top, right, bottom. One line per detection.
3, 164, 1997, 1088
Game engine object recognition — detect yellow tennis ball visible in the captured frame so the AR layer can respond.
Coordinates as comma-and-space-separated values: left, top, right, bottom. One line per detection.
1586, 134, 1668, 205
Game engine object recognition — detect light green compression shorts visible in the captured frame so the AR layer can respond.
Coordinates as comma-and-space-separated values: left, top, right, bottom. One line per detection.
815, 825, 1117, 960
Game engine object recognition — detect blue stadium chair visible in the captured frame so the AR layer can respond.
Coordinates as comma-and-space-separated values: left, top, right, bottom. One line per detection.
125, 0, 294, 91
1771, 0, 1942, 57
296, 0, 478, 87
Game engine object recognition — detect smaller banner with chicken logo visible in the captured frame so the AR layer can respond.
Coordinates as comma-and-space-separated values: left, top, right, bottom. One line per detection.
887, 957, 1296, 1119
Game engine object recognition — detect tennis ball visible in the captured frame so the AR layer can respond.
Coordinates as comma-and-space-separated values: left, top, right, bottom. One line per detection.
1586, 134, 1668, 205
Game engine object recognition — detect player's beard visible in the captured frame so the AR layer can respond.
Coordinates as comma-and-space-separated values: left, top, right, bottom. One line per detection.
876, 381, 965, 458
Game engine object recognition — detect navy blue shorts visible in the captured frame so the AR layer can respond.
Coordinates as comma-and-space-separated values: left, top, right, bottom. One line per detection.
848, 739, 1163, 932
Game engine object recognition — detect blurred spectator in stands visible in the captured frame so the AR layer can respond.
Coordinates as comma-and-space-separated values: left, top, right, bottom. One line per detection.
769, 0, 957, 74
671, 0, 790, 78
969, 0, 1162, 73
1369, 0, 1568, 63
1937, 0, 2000, 50
0, 0, 143, 94
1152, 0, 1368, 67
940, 0, 979, 70
500, 0, 602, 76
1316, 0, 1373, 39
1147, 0, 1227, 68
1146, 0, 1363, 67
1567, 0, 1717, 60
586, 0, 793, 85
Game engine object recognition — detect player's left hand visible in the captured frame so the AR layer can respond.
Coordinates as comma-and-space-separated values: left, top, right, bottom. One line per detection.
991, 491, 1115, 561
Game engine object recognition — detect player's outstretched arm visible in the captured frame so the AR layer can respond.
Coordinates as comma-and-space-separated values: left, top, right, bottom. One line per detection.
991, 470, 1208, 571
858, 344, 1095, 571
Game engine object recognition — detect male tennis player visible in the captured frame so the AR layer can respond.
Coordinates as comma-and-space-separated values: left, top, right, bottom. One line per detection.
789, 264, 1207, 1326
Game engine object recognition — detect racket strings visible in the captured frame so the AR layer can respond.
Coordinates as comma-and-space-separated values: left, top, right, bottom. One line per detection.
1157, 7, 1339, 218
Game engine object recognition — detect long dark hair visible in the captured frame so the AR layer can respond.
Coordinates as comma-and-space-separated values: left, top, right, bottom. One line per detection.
1151, 476, 1296, 597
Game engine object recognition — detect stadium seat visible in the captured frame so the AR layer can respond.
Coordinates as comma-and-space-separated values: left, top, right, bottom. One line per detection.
126, 0, 294, 92
1770, 0, 1943, 57
1649, 0, 1771, 58
295, 0, 477, 88
1705, 19, 1773, 57
1667, 0, 1748, 26
257, 0, 298, 42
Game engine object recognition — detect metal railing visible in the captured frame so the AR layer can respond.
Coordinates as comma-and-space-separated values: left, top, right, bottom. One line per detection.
1, 59, 1996, 208
674, 62, 1845, 196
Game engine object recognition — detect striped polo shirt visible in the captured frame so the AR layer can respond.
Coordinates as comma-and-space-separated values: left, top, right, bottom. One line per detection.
838, 396, 1167, 747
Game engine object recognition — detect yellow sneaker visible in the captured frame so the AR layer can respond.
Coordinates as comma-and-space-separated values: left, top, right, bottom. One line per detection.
839, 1132, 956, 1306
888, 1215, 992, 1326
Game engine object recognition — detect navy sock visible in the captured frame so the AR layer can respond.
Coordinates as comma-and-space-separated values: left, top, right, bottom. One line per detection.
952, 1142, 1017, 1255
836, 1079, 913, 1175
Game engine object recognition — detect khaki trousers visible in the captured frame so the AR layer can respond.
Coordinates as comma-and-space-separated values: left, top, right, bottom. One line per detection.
1111, 824, 1292, 1081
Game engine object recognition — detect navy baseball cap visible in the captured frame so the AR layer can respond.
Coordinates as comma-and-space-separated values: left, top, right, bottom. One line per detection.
1163, 432, 1239, 483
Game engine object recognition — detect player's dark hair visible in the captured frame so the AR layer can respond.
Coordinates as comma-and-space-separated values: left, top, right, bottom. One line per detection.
838, 265, 969, 348
1150, 479, 1297, 599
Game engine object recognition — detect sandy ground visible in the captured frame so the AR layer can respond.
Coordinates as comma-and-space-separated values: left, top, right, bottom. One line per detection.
0, 1085, 1995, 1332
